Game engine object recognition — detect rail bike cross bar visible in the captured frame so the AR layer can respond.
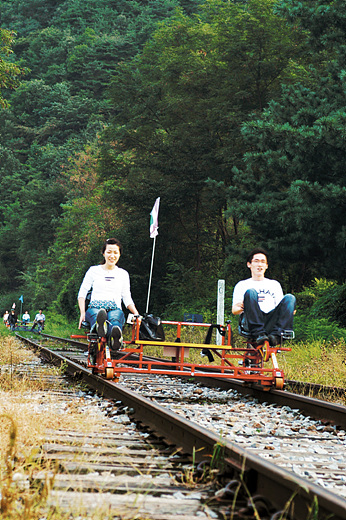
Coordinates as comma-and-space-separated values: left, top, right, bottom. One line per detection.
84, 317, 291, 390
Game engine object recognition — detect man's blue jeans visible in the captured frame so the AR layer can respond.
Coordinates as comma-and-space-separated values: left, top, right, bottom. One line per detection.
86, 307, 125, 339
239, 288, 296, 338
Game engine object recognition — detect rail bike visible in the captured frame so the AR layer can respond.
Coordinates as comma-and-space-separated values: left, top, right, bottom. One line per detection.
72, 315, 293, 390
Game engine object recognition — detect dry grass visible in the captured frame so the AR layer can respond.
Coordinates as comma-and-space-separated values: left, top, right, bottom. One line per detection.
0, 335, 38, 365
0, 335, 118, 519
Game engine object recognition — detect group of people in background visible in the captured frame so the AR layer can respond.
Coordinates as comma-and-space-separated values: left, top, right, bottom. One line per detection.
2, 306, 45, 332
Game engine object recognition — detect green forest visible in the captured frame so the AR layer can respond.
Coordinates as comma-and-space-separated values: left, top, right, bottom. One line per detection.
0, 0, 345, 335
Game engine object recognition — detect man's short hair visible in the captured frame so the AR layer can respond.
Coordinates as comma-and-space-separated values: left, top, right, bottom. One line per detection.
246, 247, 268, 264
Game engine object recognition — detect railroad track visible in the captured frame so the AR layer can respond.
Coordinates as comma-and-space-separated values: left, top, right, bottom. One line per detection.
14, 332, 346, 520
5, 340, 220, 519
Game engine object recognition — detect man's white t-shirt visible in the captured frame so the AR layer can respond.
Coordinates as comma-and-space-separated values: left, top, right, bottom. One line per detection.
232, 278, 284, 313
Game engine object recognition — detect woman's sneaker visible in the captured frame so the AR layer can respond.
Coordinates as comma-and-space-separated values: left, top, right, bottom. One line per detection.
96, 308, 107, 338
110, 325, 123, 352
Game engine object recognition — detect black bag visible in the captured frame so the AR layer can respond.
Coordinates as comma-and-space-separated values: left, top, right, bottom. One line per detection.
201, 324, 226, 362
139, 314, 165, 341
85, 287, 92, 311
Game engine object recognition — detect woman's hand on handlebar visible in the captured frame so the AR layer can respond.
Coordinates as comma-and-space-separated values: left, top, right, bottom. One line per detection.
78, 313, 86, 329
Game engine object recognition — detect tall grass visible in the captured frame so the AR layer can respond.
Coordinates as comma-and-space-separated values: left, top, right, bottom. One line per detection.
280, 339, 346, 387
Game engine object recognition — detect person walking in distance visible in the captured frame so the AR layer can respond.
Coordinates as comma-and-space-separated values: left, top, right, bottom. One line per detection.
8, 309, 17, 331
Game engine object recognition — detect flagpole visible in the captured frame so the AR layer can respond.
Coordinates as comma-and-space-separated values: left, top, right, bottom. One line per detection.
147, 196, 160, 314
146, 235, 156, 314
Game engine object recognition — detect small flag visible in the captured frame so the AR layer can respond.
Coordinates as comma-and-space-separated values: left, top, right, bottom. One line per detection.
19, 295, 24, 303
150, 197, 160, 238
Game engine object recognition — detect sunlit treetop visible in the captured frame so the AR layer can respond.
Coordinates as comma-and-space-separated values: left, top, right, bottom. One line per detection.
0, 28, 26, 108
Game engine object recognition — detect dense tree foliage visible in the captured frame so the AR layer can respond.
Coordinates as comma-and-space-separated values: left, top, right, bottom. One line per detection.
99, 0, 306, 310
0, 0, 202, 310
0, 28, 24, 107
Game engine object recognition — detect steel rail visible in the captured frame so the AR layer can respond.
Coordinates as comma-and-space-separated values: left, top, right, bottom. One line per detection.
40, 332, 88, 349
16, 334, 346, 520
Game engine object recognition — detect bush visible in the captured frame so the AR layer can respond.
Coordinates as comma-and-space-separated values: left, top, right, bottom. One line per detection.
294, 315, 346, 342
295, 278, 336, 313
296, 278, 346, 328
162, 262, 224, 322
310, 284, 346, 327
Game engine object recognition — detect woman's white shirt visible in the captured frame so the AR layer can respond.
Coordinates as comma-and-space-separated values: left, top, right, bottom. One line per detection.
78, 265, 134, 309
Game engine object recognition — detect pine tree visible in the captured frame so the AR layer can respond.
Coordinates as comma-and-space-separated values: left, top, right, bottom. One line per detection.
227, 0, 346, 287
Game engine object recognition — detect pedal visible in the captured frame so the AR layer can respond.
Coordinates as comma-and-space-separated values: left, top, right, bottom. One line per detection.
282, 330, 295, 340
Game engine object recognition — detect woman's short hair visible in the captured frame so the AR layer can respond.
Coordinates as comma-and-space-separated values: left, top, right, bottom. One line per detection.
101, 238, 123, 255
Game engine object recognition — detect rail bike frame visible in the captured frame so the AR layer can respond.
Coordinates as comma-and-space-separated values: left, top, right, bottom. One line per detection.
77, 317, 291, 390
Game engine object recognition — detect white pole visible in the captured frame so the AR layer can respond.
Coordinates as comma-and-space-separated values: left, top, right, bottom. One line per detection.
146, 236, 156, 314
217, 279, 225, 345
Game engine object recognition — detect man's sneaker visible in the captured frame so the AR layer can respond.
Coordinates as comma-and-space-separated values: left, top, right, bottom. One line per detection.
268, 334, 281, 346
255, 332, 268, 345
110, 325, 123, 351
96, 308, 107, 338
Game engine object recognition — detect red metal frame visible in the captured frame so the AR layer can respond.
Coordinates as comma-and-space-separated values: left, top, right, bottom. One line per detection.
73, 318, 291, 390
